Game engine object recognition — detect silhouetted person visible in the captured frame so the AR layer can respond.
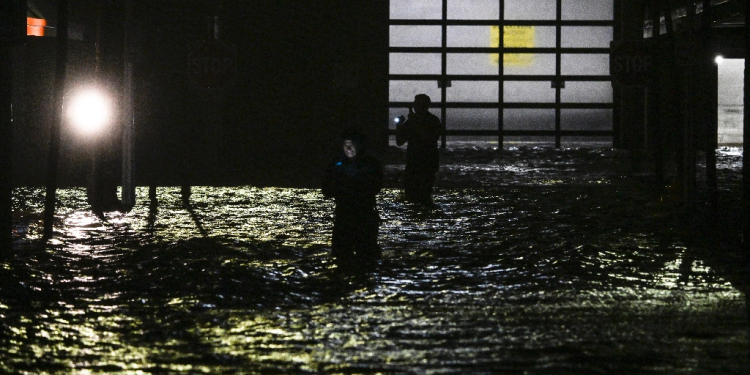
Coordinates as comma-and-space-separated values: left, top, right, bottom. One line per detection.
322, 129, 383, 262
396, 94, 444, 205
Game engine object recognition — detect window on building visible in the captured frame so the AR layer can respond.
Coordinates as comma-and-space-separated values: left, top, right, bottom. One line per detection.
389, 0, 614, 147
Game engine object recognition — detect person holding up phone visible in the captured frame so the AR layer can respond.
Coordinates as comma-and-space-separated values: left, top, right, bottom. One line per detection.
395, 94, 444, 205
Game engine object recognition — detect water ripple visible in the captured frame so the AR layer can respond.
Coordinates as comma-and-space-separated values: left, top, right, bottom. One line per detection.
2, 146, 748, 374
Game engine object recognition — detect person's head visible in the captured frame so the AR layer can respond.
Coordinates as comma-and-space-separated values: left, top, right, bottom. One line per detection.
341, 128, 364, 160
413, 94, 431, 113
343, 139, 357, 159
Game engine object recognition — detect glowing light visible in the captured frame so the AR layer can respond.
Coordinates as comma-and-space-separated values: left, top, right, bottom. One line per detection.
67, 89, 111, 134
394, 117, 401, 124
715, 55, 724, 64
491, 26, 535, 66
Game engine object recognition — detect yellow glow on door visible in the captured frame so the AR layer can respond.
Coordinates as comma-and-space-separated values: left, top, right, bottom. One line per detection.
491, 26, 535, 66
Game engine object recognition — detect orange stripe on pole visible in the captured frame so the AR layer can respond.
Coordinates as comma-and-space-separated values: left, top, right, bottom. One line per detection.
27, 17, 46, 37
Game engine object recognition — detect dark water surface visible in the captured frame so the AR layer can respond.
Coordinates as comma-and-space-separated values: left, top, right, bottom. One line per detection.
3, 146, 749, 374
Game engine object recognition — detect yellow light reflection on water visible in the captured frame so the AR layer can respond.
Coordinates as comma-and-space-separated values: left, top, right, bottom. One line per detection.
6, 183, 749, 373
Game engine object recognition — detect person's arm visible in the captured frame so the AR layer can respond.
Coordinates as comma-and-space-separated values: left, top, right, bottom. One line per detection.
395, 121, 408, 146
365, 159, 383, 196
426, 113, 445, 145
321, 162, 340, 198
396, 108, 415, 146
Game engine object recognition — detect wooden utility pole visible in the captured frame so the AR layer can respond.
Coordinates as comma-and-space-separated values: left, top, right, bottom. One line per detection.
43, 0, 69, 238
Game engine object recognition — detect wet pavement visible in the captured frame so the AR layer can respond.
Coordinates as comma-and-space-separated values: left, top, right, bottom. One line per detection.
3, 145, 749, 374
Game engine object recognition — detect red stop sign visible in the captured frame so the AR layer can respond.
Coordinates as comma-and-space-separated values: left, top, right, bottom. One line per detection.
188, 40, 237, 89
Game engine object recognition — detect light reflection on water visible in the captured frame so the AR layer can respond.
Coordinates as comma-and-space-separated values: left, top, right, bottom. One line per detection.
2, 147, 748, 373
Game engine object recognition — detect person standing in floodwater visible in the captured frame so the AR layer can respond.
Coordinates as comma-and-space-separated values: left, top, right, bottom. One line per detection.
396, 94, 445, 205
322, 129, 383, 262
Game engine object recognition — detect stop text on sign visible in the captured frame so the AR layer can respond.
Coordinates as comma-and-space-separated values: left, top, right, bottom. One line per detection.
611, 55, 653, 75
188, 40, 237, 89
610, 40, 653, 86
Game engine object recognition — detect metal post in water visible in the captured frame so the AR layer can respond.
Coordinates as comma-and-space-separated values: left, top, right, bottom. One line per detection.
43, 0, 69, 239
149, 185, 157, 202
683, 3, 698, 205
214, 15, 220, 40
663, 1, 683, 200
743, 0, 750, 252
649, 2, 664, 186
701, 0, 718, 215
0, 43, 13, 255
121, 0, 135, 210
212, 15, 222, 174
181, 185, 191, 206
1, 0, 25, 256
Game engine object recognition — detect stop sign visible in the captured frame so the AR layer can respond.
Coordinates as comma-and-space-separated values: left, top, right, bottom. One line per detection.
610, 40, 653, 86
188, 40, 237, 89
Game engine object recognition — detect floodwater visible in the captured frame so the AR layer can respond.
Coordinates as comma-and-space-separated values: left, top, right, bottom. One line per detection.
3, 146, 749, 374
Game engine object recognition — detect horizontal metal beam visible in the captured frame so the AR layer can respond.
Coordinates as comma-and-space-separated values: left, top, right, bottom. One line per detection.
388, 102, 614, 109
386, 129, 613, 136
388, 74, 612, 81
389, 47, 610, 54
389, 19, 614, 27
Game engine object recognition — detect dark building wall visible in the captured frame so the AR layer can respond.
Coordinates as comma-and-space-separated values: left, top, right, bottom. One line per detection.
611, 0, 743, 173
131, 0, 390, 187
12, 0, 389, 188
12, 38, 99, 187
613, 0, 647, 157
12, 0, 112, 187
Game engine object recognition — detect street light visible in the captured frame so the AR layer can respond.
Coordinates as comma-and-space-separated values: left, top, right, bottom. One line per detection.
67, 87, 118, 214
67, 88, 111, 134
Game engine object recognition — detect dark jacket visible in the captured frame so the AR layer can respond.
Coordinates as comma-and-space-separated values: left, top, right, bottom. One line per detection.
322, 154, 382, 212
396, 111, 443, 173
322, 153, 383, 257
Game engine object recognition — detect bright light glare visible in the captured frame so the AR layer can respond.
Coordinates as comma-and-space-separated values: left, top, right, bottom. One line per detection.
68, 90, 110, 133
715, 55, 724, 65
